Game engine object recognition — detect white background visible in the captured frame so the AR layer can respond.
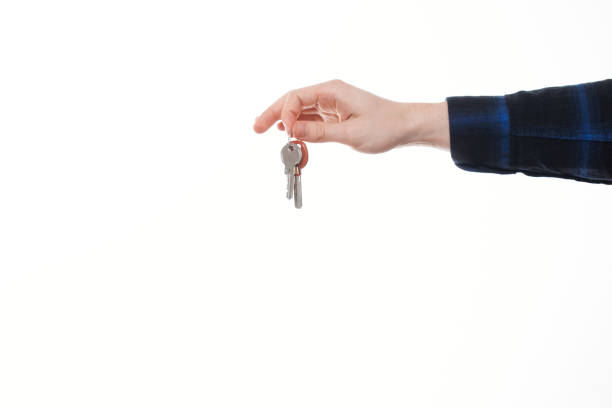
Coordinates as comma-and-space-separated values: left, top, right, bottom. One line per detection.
1, 0, 611, 407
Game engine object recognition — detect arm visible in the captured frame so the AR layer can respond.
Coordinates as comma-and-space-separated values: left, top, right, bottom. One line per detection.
448, 79, 612, 183
254, 79, 612, 184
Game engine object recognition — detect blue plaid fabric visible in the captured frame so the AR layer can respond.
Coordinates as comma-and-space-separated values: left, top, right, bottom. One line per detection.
447, 79, 612, 184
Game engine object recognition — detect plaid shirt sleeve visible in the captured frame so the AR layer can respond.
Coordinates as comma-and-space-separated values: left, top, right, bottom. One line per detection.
447, 79, 612, 184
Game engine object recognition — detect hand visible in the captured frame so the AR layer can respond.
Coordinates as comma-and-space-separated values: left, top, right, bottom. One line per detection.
253, 79, 450, 153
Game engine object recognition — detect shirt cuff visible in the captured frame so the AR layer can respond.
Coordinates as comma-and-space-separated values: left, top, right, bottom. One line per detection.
446, 95, 515, 174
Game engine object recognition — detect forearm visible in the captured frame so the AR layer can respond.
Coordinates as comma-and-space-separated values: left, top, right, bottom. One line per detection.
446, 79, 612, 184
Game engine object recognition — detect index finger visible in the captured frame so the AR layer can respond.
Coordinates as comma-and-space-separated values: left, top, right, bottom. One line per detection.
253, 83, 324, 135
253, 94, 285, 134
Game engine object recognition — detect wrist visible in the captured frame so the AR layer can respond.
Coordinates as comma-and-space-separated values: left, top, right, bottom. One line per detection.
400, 102, 450, 150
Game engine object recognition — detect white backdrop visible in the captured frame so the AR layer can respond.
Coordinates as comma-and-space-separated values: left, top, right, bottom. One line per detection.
1, 1, 611, 407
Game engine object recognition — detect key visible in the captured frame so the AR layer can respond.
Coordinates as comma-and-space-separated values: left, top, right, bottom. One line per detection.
294, 166, 302, 209
290, 140, 308, 209
281, 142, 301, 199
280, 142, 302, 200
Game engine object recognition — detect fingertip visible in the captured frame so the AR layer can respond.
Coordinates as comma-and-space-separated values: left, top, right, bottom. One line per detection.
253, 120, 269, 134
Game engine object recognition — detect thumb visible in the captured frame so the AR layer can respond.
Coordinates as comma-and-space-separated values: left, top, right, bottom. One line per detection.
292, 121, 345, 143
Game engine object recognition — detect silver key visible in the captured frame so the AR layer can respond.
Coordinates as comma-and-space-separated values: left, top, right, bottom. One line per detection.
286, 171, 293, 200
294, 168, 302, 209
281, 143, 301, 200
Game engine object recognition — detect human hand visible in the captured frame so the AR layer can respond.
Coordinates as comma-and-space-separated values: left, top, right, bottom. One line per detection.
253, 79, 449, 153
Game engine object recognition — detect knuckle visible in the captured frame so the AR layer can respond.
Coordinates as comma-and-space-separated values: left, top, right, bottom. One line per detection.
288, 107, 300, 117
283, 91, 294, 103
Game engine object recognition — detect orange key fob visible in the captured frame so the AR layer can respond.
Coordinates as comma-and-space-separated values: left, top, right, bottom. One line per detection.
291, 140, 308, 170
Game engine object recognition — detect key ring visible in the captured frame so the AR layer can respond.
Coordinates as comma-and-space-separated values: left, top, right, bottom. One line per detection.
290, 139, 308, 170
